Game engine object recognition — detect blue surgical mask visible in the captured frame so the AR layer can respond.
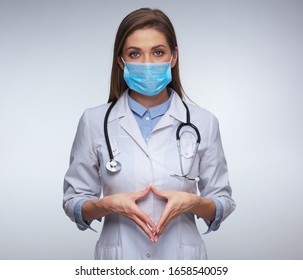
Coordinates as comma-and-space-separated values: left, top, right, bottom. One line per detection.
121, 57, 172, 96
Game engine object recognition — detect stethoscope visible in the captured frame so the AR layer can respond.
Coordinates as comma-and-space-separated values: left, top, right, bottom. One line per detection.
104, 99, 201, 181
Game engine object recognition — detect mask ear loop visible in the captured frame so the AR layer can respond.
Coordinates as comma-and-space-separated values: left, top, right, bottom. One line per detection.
120, 57, 127, 72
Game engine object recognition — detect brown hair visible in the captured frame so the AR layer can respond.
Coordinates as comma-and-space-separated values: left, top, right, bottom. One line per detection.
108, 8, 184, 102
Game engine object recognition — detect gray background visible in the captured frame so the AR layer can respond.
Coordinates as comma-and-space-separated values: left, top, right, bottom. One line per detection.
0, 0, 302, 259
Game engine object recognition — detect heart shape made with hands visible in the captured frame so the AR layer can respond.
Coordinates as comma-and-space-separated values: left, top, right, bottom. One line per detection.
134, 185, 195, 243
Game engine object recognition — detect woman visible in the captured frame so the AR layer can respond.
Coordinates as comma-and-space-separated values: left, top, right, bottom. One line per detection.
63, 8, 235, 260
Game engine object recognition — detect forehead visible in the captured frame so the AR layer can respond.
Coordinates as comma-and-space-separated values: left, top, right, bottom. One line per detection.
124, 28, 168, 49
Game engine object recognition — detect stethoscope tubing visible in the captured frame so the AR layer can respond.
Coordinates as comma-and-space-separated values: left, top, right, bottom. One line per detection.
104, 100, 117, 162
177, 101, 201, 143
104, 98, 201, 178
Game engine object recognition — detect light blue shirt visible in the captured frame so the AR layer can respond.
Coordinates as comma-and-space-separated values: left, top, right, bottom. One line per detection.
127, 90, 174, 141
74, 90, 223, 233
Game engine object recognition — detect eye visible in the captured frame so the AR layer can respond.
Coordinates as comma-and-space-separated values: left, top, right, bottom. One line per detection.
129, 52, 140, 58
154, 50, 164, 57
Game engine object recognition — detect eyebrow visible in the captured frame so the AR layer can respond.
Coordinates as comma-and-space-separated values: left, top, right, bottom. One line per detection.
125, 44, 168, 51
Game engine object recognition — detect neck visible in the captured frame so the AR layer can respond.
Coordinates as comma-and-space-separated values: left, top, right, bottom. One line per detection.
129, 88, 169, 108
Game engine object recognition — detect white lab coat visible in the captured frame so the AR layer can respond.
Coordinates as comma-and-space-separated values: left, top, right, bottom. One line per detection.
63, 90, 235, 260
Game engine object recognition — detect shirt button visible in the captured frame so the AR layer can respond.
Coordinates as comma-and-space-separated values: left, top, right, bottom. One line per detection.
146, 253, 150, 258
145, 117, 150, 120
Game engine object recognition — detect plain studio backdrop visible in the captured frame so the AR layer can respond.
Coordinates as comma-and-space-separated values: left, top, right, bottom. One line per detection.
0, 0, 302, 260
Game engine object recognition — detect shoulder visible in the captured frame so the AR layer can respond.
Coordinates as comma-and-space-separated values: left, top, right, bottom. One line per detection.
81, 91, 128, 123
82, 103, 110, 119
169, 91, 220, 134
185, 102, 221, 144
74, 103, 111, 140
187, 102, 216, 118
78, 103, 111, 127
186, 101, 219, 125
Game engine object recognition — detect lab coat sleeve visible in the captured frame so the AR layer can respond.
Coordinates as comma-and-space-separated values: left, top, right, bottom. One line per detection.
203, 198, 223, 233
73, 198, 98, 232
63, 110, 102, 231
198, 114, 236, 227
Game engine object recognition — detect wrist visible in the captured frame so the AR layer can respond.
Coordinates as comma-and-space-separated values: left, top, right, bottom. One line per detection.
190, 194, 204, 213
190, 196, 216, 221
95, 196, 113, 215
82, 197, 113, 222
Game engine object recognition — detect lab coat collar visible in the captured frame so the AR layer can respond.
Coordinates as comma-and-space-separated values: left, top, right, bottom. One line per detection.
107, 89, 130, 122
107, 88, 187, 124
150, 89, 187, 133
108, 90, 147, 153
106, 89, 187, 154
167, 89, 187, 123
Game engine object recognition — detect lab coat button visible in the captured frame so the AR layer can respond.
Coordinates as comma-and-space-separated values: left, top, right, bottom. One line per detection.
146, 253, 150, 258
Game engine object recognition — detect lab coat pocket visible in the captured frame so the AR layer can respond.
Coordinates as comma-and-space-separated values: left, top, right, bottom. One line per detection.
94, 244, 123, 260
179, 140, 196, 174
178, 243, 207, 260
180, 141, 195, 159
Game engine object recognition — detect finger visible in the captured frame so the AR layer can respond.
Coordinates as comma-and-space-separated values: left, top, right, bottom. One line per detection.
125, 202, 156, 229
155, 203, 175, 236
121, 192, 157, 230
133, 204, 156, 229
156, 222, 169, 239
134, 186, 151, 201
129, 211, 157, 242
150, 186, 168, 200
120, 201, 156, 241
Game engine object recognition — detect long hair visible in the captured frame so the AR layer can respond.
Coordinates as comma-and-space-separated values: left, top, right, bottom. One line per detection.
108, 8, 184, 102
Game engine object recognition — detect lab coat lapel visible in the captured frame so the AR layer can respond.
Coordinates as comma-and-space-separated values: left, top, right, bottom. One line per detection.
152, 91, 187, 132
109, 91, 149, 155
119, 111, 149, 155
107, 91, 186, 154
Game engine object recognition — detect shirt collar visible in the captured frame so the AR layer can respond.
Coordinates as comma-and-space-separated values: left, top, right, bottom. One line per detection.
108, 88, 187, 124
127, 89, 174, 119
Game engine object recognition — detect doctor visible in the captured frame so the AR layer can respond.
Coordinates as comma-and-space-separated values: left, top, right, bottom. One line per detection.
63, 8, 235, 259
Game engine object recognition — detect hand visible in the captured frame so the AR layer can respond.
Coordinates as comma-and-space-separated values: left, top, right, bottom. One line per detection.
150, 186, 199, 239
105, 186, 157, 242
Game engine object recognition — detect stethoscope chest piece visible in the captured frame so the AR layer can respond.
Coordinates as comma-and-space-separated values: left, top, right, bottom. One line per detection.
106, 160, 122, 173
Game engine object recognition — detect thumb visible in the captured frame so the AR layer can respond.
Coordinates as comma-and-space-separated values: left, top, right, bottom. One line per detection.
135, 186, 151, 200
151, 186, 167, 199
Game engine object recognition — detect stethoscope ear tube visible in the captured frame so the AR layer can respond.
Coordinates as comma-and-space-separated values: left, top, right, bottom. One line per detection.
176, 101, 201, 143
104, 100, 122, 173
